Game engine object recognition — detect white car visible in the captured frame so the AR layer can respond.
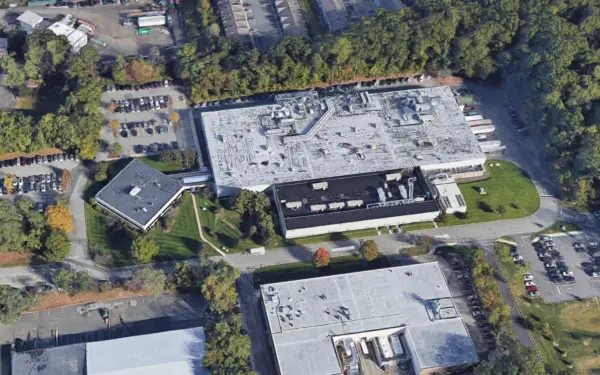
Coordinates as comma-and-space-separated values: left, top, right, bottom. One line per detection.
591, 272, 600, 279
513, 255, 523, 262
525, 281, 536, 286
524, 274, 534, 281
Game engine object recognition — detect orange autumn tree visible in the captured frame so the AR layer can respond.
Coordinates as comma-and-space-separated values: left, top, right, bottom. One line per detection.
313, 248, 330, 268
45, 204, 75, 233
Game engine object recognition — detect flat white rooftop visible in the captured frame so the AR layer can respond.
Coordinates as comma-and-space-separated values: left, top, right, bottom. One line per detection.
260, 262, 478, 375
201, 86, 483, 192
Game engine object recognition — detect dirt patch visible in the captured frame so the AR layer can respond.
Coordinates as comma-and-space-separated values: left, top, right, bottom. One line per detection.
0, 252, 45, 268
577, 356, 600, 374
29, 289, 152, 312
438, 76, 464, 84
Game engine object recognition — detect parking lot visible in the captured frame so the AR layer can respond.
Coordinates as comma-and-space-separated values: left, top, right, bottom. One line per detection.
100, 85, 196, 156
0, 293, 205, 348
2, 6, 177, 58
0, 155, 80, 206
514, 234, 600, 303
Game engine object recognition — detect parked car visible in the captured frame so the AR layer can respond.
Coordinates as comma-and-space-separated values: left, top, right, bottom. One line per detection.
528, 291, 541, 297
526, 285, 538, 292
525, 281, 536, 287
573, 242, 586, 252
591, 272, 600, 279
524, 274, 534, 281
471, 310, 484, 317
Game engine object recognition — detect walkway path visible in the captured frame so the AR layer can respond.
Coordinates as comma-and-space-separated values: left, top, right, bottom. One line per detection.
190, 194, 232, 264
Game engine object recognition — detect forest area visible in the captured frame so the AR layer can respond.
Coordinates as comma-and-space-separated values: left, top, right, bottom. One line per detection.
0, 30, 104, 159
179, 0, 600, 205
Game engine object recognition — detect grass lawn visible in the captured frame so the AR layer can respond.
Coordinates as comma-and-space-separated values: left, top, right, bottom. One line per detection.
398, 246, 429, 257
402, 221, 436, 232
286, 228, 378, 246
138, 155, 186, 173
85, 195, 202, 267
535, 221, 581, 235
438, 160, 540, 226
253, 254, 391, 286
495, 242, 600, 374
195, 196, 273, 255
561, 200, 592, 213
16, 97, 35, 110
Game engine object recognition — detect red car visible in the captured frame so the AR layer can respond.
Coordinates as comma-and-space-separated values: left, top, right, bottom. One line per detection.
526, 286, 538, 292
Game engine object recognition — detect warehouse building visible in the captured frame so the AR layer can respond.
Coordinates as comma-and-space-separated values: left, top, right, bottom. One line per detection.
274, 168, 440, 238
200, 86, 485, 197
95, 159, 185, 231
12, 327, 208, 375
48, 22, 88, 53
260, 263, 479, 375
17, 11, 44, 34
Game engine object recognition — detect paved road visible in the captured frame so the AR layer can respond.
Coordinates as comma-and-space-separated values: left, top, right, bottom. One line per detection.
68, 166, 91, 262
482, 243, 534, 348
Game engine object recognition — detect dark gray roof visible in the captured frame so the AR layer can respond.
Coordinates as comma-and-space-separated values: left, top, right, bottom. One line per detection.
95, 159, 183, 228
274, 169, 439, 230
12, 344, 86, 375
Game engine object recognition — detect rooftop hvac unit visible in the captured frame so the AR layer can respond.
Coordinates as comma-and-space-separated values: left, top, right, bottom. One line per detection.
385, 172, 402, 181
377, 187, 386, 202
312, 182, 328, 191
129, 186, 142, 196
328, 202, 345, 210
376, 336, 394, 360
310, 204, 327, 212
347, 200, 364, 208
399, 185, 408, 199
285, 201, 302, 210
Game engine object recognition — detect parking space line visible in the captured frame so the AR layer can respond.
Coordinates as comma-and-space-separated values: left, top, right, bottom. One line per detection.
555, 285, 561, 294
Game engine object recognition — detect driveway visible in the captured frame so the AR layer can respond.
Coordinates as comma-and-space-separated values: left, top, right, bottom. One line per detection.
68, 166, 90, 262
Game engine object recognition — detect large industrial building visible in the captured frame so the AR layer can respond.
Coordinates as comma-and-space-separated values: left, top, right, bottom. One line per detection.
12, 327, 208, 375
260, 262, 479, 375
199, 86, 484, 237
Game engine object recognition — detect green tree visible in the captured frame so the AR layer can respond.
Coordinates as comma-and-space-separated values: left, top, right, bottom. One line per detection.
54, 268, 74, 290
0, 55, 26, 87
44, 229, 71, 262
112, 55, 129, 84
201, 260, 240, 314
474, 333, 545, 375
0, 111, 34, 154
0, 285, 38, 324
131, 267, 166, 296
94, 162, 109, 182
360, 240, 379, 261
68, 46, 100, 80
110, 142, 122, 155
0, 199, 27, 253
131, 234, 160, 264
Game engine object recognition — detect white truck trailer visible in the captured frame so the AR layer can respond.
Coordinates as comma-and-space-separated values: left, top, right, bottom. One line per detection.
137, 15, 166, 28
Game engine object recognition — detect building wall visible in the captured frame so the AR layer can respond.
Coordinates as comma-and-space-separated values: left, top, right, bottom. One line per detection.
419, 158, 487, 173
96, 187, 185, 232
283, 211, 439, 239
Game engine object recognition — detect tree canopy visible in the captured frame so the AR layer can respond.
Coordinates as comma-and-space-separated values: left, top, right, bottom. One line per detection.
45, 203, 75, 233
131, 234, 160, 264
0, 198, 44, 253
0, 285, 38, 324
43, 229, 71, 262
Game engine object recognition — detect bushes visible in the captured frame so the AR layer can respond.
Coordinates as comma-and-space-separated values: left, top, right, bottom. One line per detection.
128, 268, 166, 296
469, 250, 510, 330
0, 285, 38, 324
313, 248, 330, 268
54, 269, 94, 292
360, 240, 379, 262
